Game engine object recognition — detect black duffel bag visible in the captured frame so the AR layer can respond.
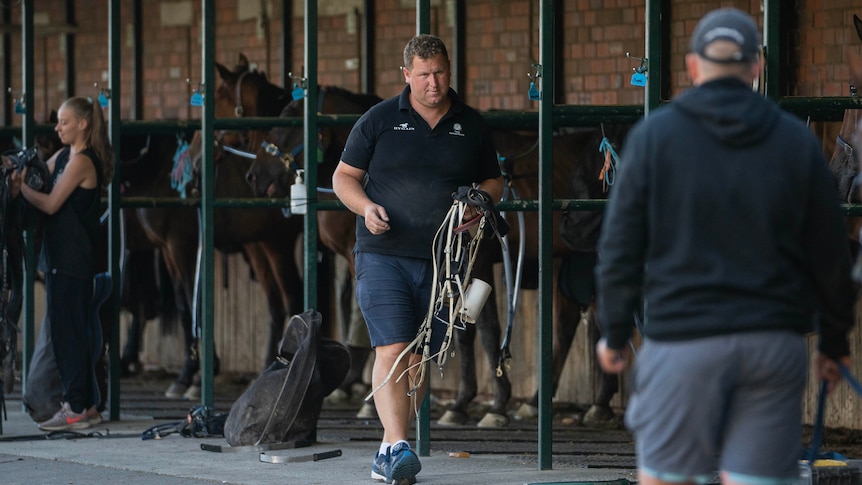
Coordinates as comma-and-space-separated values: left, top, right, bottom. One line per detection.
224, 309, 350, 446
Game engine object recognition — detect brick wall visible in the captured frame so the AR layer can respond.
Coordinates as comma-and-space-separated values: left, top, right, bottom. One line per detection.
797, 3, 858, 97
3, 0, 854, 125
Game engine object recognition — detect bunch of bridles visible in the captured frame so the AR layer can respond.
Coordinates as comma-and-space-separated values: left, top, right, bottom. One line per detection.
364, 186, 511, 405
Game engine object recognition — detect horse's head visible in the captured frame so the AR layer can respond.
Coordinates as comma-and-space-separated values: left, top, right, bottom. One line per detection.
243, 100, 303, 198
187, 130, 242, 173
245, 86, 382, 199
554, 124, 631, 251
214, 53, 291, 150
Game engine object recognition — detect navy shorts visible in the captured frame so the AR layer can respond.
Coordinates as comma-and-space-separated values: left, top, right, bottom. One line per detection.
354, 252, 433, 348
625, 331, 806, 485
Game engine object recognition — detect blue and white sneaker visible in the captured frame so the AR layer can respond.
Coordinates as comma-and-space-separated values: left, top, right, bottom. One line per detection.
371, 449, 388, 482
388, 442, 421, 485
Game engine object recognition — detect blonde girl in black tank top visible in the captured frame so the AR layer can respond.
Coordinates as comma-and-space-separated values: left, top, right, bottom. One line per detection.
13, 96, 114, 431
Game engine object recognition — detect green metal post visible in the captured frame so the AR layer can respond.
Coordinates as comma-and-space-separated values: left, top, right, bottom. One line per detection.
415, 0, 430, 35
413, 0, 432, 458
20, 0, 35, 407
199, 0, 216, 409
107, 0, 122, 421
303, 0, 319, 312
763, 0, 781, 100
644, 0, 663, 115
537, 0, 555, 470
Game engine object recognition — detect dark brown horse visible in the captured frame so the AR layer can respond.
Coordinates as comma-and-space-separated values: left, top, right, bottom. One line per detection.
214, 55, 385, 409
120, 127, 305, 398
492, 126, 630, 425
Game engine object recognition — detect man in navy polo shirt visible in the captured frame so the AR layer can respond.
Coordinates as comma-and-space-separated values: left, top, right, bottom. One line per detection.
333, 34, 502, 485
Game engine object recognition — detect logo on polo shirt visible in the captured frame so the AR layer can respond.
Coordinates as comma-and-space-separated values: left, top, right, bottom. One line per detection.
449, 123, 465, 137
393, 122, 415, 131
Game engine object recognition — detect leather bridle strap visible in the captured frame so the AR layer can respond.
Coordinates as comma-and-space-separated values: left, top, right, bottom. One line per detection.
234, 70, 250, 117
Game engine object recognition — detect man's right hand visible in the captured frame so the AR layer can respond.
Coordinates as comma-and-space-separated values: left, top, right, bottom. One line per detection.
363, 204, 390, 235
815, 352, 852, 395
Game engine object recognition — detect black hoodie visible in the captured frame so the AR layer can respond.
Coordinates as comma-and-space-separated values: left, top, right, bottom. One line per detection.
596, 77, 855, 359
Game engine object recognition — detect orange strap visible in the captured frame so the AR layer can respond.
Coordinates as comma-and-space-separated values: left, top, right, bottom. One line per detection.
598, 148, 612, 192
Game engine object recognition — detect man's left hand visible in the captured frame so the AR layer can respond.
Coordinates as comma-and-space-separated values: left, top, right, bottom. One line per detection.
596, 338, 630, 374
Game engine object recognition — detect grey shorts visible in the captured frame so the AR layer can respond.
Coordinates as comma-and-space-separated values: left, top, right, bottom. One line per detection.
625, 331, 806, 485
354, 252, 433, 348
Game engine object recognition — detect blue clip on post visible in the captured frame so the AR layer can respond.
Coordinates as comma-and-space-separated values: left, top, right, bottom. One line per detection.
626, 53, 648, 87
527, 64, 542, 101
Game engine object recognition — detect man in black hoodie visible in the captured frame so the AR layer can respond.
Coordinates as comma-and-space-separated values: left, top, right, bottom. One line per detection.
595, 8, 855, 485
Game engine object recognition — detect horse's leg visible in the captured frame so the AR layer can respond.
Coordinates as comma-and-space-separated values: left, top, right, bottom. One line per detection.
328, 255, 371, 394
317, 213, 376, 415
473, 282, 511, 428
164, 282, 198, 398
159, 241, 201, 399
437, 318, 478, 426
516, 260, 583, 418
438, 261, 511, 428
243, 242, 288, 367
119, 307, 145, 376
119, 249, 161, 376
339, 288, 372, 395
339, 267, 377, 419
581, 306, 620, 427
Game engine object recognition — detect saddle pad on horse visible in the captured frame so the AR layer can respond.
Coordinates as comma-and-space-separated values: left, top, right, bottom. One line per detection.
223, 309, 349, 447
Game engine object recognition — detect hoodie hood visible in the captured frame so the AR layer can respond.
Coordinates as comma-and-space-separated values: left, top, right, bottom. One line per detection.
674, 77, 777, 147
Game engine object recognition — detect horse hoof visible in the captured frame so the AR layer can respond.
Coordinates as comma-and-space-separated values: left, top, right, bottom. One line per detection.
324, 388, 350, 405
356, 402, 377, 419
183, 384, 201, 400
164, 382, 188, 399
477, 412, 509, 428
436, 409, 469, 426
514, 403, 539, 419
582, 404, 616, 427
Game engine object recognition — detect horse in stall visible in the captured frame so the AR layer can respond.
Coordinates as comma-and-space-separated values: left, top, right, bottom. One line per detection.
491, 126, 630, 425
120, 126, 305, 398
214, 57, 384, 412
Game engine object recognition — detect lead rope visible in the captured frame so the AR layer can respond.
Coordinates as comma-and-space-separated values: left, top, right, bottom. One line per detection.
806, 362, 862, 466
598, 136, 621, 192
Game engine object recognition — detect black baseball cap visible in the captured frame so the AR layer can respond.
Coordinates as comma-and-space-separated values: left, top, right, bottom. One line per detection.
690, 8, 761, 64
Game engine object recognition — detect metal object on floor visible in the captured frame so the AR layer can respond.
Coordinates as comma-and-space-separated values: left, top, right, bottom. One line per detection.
259, 449, 342, 464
